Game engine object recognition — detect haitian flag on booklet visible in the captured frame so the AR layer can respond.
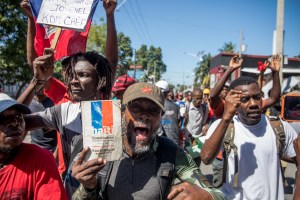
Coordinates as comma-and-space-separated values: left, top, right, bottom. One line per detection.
29, 0, 99, 61
81, 100, 122, 161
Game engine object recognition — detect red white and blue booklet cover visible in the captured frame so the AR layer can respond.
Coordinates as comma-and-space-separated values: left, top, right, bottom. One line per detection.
81, 100, 122, 161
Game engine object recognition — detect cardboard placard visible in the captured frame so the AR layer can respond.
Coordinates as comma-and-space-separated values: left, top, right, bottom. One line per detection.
37, 0, 95, 31
81, 100, 122, 161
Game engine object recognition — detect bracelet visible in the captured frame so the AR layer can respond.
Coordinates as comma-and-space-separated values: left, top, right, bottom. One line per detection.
32, 77, 47, 85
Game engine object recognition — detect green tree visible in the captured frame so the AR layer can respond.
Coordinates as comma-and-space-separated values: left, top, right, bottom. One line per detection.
117, 32, 133, 76
137, 45, 166, 82
193, 53, 211, 88
218, 42, 236, 53
87, 18, 106, 54
87, 20, 133, 76
0, 1, 32, 97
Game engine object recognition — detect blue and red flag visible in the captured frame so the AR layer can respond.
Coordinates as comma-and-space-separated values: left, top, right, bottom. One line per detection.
91, 101, 113, 134
29, 0, 99, 61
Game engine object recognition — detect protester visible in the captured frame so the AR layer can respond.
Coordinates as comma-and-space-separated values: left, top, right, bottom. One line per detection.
19, 50, 114, 198
167, 90, 176, 102
293, 134, 300, 200
201, 76, 297, 200
0, 93, 67, 199
71, 82, 224, 200
29, 84, 57, 153
156, 80, 181, 145
208, 55, 281, 188
111, 74, 136, 100
19, 1, 118, 197
210, 55, 281, 119
176, 92, 187, 120
184, 91, 193, 109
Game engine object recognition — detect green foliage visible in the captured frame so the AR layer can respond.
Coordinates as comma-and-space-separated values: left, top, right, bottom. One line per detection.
87, 20, 133, 76
86, 18, 106, 54
193, 53, 211, 88
0, 1, 32, 96
218, 42, 236, 53
137, 45, 166, 82
117, 32, 133, 76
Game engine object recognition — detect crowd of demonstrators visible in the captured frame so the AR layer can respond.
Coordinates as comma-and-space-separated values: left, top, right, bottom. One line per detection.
155, 80, 181, 146
71, 82, 225, 200
1, 1, 299, 199
201, 76, 297, 200
0, 93, 67, 199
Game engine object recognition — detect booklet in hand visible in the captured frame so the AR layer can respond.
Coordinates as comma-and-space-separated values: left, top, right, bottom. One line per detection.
81, 100, 122, 161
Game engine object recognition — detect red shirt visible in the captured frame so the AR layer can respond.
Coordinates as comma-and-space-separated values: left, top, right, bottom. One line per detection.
0, 143, 67, 200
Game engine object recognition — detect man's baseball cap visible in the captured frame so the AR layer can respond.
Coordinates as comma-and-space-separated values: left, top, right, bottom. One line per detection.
112, 74, 137, 92
123, 82, 165, 110
155, 80, 169, 93
0, 93, 31, 114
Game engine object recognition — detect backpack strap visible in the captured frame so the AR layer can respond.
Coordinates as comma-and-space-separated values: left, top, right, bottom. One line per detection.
223, 121, 238, 188
268, 117, 285, 157
268, 116, 286, 182
156, 136, 177, 200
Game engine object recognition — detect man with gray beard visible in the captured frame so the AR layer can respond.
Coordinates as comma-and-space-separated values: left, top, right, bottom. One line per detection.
71, 82, 224, 200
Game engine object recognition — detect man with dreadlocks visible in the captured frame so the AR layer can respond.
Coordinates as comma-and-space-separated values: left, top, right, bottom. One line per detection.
201, 76, 297, 200
19, 50, 114, 198
18, 0, 118, 197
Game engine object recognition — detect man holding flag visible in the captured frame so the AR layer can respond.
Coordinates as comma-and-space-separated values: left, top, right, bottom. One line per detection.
18, 0, 118, 198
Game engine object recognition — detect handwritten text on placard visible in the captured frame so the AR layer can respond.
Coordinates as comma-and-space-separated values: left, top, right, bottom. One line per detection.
37, 0, 94, 31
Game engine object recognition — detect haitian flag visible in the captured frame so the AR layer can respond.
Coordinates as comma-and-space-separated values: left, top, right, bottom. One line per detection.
29, 0, 99, 61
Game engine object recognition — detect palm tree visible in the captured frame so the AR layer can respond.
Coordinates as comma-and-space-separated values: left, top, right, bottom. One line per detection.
193, 53, 211, 88
218, 42, 236, 53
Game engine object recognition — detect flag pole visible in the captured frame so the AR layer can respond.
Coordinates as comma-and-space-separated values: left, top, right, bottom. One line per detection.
50, 27, 62, 50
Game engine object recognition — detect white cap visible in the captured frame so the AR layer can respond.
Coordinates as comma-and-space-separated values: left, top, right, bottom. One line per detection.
155, 80, 169, 92
0, 93, 31, 114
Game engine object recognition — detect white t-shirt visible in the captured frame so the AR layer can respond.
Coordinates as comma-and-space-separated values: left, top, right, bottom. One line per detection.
206, 114, 297, 200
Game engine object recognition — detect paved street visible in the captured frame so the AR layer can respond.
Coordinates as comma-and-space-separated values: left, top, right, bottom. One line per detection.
200, 161, 296, 200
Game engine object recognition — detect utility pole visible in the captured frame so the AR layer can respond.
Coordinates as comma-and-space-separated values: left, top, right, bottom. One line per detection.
133, 49, 137, 79
153, 62, 156, 84
238, 30, 245, 78
275, 0, 285, 84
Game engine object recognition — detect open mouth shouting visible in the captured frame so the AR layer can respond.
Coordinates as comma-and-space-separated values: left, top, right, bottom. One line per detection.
134, 127, 150, 141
